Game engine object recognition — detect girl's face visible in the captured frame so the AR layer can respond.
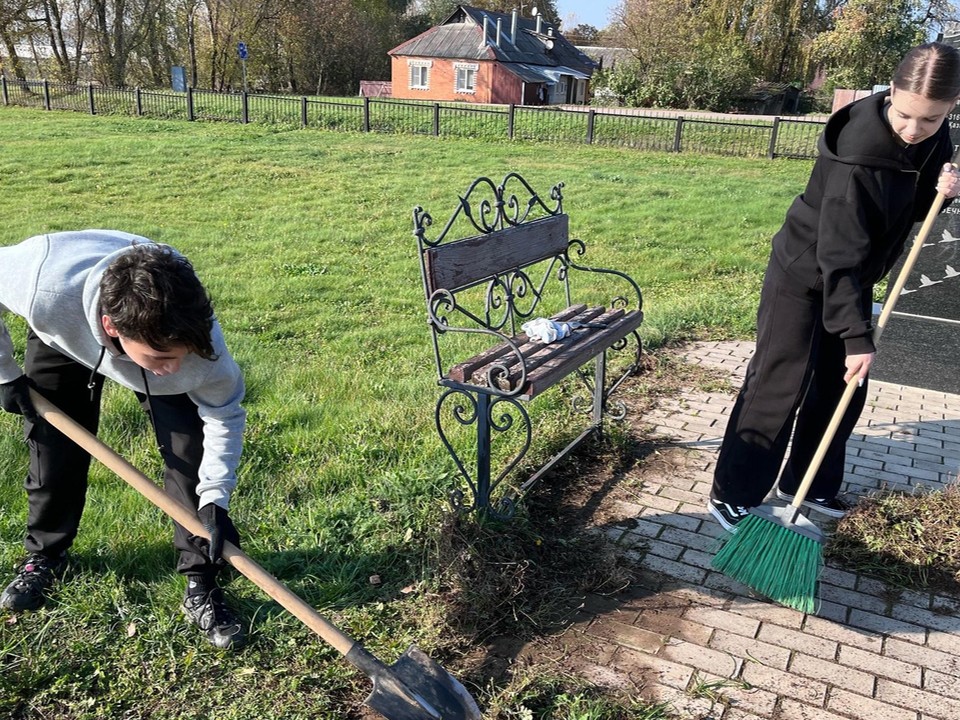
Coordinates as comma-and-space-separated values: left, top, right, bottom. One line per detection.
888, 86, 958, 145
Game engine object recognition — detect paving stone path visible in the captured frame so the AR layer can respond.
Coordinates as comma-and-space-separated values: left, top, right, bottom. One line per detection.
541, 341, 960, 720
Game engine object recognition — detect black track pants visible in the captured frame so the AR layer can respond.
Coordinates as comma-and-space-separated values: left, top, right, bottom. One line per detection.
712, 258, 869, 507
21, 330, 238, 576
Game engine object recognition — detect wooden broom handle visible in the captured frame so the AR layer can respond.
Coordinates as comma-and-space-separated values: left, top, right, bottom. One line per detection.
29, 389, 358, 658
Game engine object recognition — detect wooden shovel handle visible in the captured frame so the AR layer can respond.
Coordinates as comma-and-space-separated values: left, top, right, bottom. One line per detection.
29, 389, 358, 657
791, 190, 948, 508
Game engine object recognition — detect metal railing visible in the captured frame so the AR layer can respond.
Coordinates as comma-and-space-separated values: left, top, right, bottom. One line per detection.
0, 77, 825, 160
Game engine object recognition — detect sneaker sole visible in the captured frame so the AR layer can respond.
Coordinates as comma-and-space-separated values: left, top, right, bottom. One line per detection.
0, 589, 46, 612
775, 488, 847, 518
707, 500, 740, 533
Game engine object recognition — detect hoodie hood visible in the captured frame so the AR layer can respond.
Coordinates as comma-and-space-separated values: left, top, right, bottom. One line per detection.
817, 91, 922, 173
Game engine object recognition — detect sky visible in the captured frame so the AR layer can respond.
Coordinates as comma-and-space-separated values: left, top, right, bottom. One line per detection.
555, 0, 618, 31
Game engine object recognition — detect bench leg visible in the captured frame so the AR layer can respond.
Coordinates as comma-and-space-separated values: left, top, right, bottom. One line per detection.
574, 331, 643, 424
476, 393, 492, 513
593, 350, 606, 429
435, 388, 531, 518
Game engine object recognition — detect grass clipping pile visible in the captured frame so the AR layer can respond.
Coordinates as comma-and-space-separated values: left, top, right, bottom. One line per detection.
433, 494, 634, 645
827, 483, 960, 596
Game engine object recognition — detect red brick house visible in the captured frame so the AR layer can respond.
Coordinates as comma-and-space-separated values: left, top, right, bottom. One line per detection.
388, 5, 597, 105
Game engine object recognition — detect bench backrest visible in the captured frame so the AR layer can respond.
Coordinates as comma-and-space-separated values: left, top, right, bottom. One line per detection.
422, 213, 569, 295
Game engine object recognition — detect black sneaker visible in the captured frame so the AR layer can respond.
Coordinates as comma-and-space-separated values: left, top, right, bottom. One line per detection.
182, 586, 246, 649
707, 494, 751, 533
0, 552, 67, 611
775, 488, 850, 519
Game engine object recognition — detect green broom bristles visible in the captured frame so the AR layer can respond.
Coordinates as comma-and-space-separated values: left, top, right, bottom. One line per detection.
712, 513, 823, 614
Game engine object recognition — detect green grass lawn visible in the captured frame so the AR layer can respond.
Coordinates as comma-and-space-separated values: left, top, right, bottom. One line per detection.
0, 106, 812, 719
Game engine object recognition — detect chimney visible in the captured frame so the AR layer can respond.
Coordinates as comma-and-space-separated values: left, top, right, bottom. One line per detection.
536, 15, 542, 34
547, 28, 554, 37
481, 16, 489, 49
511, 9, 518, 43
496, 18, 502, 47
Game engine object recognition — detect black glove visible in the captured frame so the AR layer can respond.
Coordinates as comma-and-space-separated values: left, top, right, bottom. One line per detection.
0, 375, 40, 424
199, 503, 230, 564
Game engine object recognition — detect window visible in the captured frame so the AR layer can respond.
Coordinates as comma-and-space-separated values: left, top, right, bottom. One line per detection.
454, 63, 478, 94
408, 60, 431, 90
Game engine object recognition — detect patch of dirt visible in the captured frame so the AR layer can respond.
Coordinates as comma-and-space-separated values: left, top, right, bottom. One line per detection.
431, 344, 727, 713
431, 341, 960, 717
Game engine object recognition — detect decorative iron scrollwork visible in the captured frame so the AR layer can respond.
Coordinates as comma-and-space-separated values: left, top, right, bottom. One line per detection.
570, 330, 644, 420
414, 173, 563, 248
435, 388, 531, 518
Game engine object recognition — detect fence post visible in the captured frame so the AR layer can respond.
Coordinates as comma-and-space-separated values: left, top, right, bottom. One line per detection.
88, 83, 95, 115
768, 116, 781, 160
187, 86, 195, 121
673, 116, 684, 152
241, 91, 249, 124
43, 79, 51, 110
433, 103, 440, 136
135, 86, 143, 116
363, 96, 371, 132
300, 96, 307, 128
507, 103, 515, 140
1, 77, 7, 106
586, 108, 596, 144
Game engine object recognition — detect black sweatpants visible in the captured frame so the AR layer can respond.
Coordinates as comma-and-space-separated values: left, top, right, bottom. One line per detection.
21, 330, 238, 577
712, 256, 870, 507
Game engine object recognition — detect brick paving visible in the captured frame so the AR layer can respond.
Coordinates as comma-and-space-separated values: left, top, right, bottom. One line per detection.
561, 341, 960, 720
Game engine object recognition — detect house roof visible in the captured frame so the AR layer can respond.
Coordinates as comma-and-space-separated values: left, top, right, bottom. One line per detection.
389, 4, 597, 75
577, 46, 634, 71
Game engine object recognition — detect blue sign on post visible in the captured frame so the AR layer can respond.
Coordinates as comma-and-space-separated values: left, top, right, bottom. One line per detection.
171, 65, 186, 93
237, 42, 248, 60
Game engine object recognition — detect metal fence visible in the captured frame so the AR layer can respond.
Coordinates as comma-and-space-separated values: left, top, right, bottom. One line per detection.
1, 77, 825, 160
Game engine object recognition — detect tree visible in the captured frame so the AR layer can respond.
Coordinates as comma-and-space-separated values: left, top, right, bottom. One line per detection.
564, 23, 600, 45
89, 0, 159, 86
608, 0, 691, 67
812, 0, 928, 89
681, 0, 828, 85
0, 0, 33, 81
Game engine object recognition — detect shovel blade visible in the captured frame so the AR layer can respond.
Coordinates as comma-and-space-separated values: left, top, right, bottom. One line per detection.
365, 646, 482, 720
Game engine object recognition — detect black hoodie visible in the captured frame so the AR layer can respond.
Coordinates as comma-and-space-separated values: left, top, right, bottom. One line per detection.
770, 91, 953, 356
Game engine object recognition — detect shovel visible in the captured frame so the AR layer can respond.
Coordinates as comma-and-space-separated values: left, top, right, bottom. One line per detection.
28, 389, 482, 720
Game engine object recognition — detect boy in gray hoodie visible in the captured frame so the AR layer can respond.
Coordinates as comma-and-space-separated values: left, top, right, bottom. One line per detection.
0, 230, 247, 649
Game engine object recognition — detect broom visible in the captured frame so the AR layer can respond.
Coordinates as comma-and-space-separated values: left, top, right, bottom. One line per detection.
711, 171, 953, 613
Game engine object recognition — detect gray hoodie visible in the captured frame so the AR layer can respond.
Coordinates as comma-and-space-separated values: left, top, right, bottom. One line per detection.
0, 230, 245, 510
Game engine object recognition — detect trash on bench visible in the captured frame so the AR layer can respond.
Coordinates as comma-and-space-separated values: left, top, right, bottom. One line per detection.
521, 317, 608, 344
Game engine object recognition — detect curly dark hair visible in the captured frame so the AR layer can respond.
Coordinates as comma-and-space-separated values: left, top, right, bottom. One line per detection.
99, 243, 217, 360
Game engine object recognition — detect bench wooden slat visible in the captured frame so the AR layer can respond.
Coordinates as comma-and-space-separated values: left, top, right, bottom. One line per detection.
522, 311, 644, 399
445, 305, 643, 399
424, 214, 569, 294
484, 307, 623, 380
447, 304, 588, 383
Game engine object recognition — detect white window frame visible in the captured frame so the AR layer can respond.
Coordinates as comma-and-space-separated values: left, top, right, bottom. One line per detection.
408, 60, 432, 90
454, 62, 478, 94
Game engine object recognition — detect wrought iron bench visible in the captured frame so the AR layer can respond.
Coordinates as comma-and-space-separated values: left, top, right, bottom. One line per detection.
414, 172, 644, 517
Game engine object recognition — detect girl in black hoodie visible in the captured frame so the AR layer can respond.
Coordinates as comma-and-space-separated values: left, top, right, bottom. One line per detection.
709, 42, 960, 533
